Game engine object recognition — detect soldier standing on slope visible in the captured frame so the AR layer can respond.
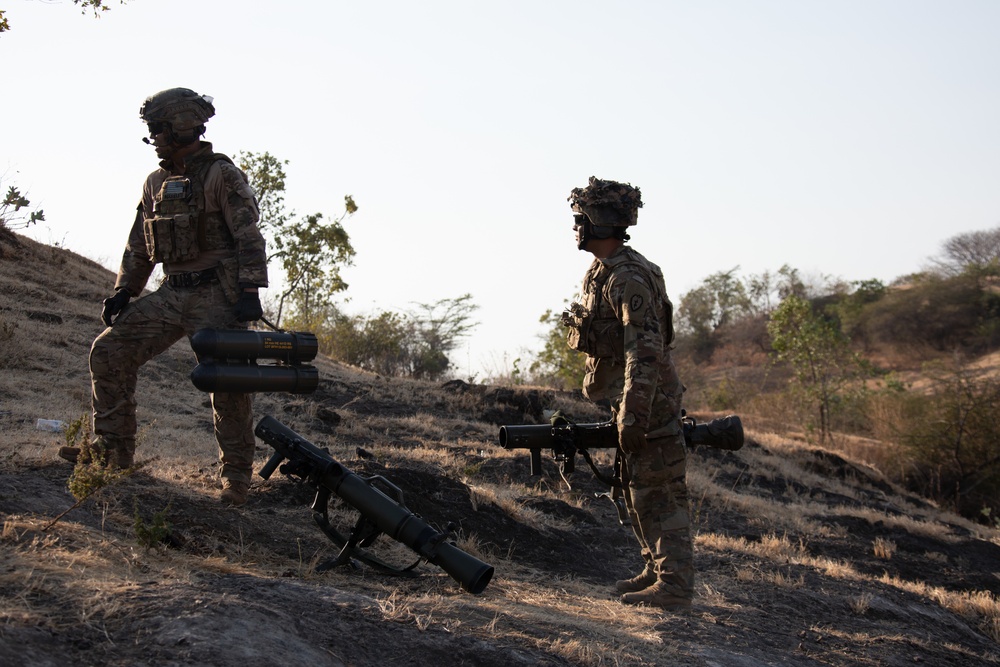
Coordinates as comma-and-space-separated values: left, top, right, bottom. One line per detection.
60, 88, 269, 506
561, 177, 693, 611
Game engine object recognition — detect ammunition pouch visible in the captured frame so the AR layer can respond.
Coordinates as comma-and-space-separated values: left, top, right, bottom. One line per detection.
144, 175, 201, 263
143, 158, 237, 265
565, 307, 624, 362
144, 212, 201, 264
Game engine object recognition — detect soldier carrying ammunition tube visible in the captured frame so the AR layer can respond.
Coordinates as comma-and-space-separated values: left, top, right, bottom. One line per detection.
59, 88, 269, 507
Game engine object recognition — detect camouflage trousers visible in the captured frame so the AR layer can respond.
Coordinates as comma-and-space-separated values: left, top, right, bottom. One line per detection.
621, 433, 694, 598
90, 279, 256, 485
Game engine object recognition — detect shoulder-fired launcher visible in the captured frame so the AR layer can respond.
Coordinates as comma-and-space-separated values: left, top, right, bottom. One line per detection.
256, 415, 494, 595
498, 414, 744, 477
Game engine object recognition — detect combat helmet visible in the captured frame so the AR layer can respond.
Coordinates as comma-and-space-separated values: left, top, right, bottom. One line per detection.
568, 176, 643, 248
139, 88, 215, 143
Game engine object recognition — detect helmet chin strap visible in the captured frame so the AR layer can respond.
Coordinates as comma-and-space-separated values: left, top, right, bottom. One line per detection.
577, 219, 616, 251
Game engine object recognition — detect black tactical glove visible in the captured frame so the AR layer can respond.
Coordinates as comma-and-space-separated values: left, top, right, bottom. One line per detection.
618, 423, 648, 454
101, 288, 132, 327
234, 290, 263, 322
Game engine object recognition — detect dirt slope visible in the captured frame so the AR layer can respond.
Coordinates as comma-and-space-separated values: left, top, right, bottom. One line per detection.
1, 232, 999, 666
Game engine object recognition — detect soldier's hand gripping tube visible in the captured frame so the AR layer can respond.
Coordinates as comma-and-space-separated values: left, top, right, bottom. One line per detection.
255, 416, 495, 594
233, 291, 264, 322
190, 329, 319, 394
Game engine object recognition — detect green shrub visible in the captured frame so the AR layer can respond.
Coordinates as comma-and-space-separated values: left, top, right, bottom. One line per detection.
857, 273, 1000, 352
874, 357, 1000, 519
133, 500, 173, 550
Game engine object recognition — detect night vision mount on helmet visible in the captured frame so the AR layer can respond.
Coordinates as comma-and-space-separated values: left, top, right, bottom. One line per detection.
140, 87, 216, 144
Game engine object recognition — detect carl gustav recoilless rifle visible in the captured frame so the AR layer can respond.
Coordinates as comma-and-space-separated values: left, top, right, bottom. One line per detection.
498, 412, 745, 479
255, 415, 494, 595
498, 412, 744, 522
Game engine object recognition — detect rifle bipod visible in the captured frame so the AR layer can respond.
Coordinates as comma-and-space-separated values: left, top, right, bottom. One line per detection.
311, 477, 422, 576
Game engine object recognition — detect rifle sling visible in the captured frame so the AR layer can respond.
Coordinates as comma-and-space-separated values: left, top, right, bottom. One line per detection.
578, 448, 622, 488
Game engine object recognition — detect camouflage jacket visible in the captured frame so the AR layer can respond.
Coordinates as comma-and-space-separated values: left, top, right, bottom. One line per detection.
115, 142, 268, 296
565, 245, 684, 436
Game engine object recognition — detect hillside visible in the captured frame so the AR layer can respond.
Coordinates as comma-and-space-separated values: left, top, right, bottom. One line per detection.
1, 231, 999, 666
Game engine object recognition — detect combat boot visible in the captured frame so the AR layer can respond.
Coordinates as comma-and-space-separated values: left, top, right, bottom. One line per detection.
615, 566, 657, 593
60, 444, 99, 466
620, 581, 692, 612
58, 446, 80, 464
106, 445, 135, 470
221, 480, 249, 506
61, 438, 134, 470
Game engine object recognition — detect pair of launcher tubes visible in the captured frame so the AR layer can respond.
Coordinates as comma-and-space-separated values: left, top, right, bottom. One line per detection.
190, 328, 320, 394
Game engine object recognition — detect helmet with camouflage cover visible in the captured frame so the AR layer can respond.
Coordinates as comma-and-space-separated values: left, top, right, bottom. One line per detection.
139, 88, 215, 143
568, 176, 643, 249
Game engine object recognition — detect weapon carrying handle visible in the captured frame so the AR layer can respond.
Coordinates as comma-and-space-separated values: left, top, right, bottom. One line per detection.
259, 315, 283, 332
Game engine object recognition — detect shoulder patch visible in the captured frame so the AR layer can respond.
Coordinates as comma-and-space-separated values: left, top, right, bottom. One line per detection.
621, 278, 653, 326
629, 293, 644, 312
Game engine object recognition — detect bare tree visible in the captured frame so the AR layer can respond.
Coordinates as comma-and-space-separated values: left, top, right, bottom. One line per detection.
929, 226, 1000, 276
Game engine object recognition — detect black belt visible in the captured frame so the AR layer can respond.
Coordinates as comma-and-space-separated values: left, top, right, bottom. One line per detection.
166, 268, 218, 288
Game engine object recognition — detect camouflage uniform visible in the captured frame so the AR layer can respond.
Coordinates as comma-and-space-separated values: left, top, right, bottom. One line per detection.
565, 245, 693, 600
90, 142, 268, 484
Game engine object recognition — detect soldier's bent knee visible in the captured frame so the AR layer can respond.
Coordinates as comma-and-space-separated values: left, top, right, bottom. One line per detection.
90, 340, 111, 375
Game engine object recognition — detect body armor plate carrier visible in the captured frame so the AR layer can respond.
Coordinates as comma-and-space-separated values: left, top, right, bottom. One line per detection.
142, 154, 237, 264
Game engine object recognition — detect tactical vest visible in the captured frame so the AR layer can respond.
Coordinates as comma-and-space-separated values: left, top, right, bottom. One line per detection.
565, 248, 674, 365
142, 154, 238, 264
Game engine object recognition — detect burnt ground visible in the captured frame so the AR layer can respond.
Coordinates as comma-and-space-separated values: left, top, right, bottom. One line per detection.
2, 233, 1000, 666
4, 381, 1000, 667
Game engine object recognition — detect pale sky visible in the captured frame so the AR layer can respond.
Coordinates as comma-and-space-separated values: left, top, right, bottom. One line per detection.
3, 0, 999, 378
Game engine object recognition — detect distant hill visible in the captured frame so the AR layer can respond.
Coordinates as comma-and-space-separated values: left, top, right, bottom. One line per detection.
2, 230, 999, 666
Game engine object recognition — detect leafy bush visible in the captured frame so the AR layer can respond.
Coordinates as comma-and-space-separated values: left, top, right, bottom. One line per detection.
872, 357, 1000, 519
855, 273, 1000, 353
768, 295, 871, 444
528, 308, 586, 391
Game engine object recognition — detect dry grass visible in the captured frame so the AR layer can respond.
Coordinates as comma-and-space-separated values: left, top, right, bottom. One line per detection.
698, 528, 1000, 640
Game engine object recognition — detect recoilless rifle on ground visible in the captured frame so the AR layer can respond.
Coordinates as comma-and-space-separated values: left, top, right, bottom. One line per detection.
190, 328, 495, 595
256, 416, 494, 595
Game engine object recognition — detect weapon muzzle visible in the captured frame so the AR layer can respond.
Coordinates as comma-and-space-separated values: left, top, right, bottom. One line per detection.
430, 540, 494, 595
497, 424, 554, 450
686, 415, 744, 451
